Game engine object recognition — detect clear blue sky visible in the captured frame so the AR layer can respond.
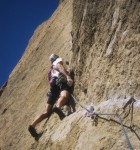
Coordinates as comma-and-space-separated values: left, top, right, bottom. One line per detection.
0, 0, 59, 87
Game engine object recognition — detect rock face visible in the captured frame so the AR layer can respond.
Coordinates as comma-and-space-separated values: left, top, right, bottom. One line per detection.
0, 0, 140, 150
72, 0, 140, 103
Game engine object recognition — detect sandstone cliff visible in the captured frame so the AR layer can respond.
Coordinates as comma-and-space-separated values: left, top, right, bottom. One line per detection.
0, 0, 140, 150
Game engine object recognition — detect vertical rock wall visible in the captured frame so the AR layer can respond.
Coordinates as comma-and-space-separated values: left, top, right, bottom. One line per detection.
72, 0, 140, 103
0, 0, 140, 150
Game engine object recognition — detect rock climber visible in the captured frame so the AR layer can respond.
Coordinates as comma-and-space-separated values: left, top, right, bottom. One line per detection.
28, 54, 75, 137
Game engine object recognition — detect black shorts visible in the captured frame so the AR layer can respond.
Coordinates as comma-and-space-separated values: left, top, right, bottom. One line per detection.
47, 77, 71, 105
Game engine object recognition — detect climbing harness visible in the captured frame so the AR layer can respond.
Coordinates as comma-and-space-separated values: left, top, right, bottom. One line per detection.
71, 94, 133, 150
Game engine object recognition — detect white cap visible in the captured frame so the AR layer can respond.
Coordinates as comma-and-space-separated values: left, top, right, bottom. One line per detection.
49, 54, 59, 62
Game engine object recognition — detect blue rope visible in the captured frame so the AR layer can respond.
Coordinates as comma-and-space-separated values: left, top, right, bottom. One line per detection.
71, 94, 133, 150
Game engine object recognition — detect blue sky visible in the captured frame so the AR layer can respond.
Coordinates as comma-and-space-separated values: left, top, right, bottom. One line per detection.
0, 0, 59, 87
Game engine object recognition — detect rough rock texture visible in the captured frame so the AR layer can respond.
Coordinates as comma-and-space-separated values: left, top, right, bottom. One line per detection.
0, 0, 140, 150
72, 0, 140, 102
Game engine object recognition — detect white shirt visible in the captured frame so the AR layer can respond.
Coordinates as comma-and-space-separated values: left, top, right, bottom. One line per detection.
51, 58, 63, 77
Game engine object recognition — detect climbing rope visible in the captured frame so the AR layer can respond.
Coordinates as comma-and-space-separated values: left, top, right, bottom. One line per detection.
71, 94, 92, 113
71, 94, 133, 150
116, 113, 133, 150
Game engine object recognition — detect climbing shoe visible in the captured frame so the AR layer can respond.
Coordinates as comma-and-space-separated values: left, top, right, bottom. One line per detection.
53, 107, 65, 120
28, 125, 38, 137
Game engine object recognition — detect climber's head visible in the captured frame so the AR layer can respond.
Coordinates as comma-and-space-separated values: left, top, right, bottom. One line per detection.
49, 54, 59, 63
